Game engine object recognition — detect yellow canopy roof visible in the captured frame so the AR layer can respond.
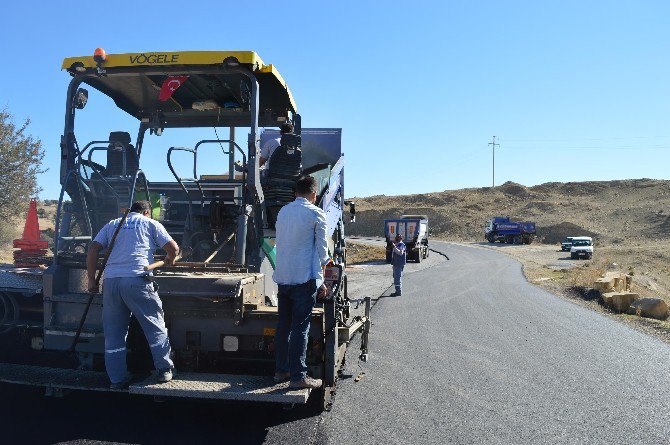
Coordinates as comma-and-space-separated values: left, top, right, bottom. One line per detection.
62, 50, 297, 126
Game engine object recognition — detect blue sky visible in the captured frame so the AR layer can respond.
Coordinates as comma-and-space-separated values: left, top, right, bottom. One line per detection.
1, 1, 669, 199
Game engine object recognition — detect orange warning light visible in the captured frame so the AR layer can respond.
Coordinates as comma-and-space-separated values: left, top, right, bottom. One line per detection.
93, 48, 107, 63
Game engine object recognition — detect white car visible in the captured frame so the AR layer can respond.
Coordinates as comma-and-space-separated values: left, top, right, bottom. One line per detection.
570, 236, 593, 259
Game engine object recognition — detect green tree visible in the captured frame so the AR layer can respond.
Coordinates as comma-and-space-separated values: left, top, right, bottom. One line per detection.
0, 110, 45, 243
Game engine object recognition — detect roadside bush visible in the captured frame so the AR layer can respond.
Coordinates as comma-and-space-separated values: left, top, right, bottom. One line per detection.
0, 110, 45, 244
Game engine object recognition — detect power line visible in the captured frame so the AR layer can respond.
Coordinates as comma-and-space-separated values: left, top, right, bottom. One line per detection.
503, 144, 670, 151
488, 136, 499, 187
502, 135, 670, 143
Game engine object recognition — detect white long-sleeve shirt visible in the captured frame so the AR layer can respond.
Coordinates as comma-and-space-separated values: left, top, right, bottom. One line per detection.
273, 197, 330, 286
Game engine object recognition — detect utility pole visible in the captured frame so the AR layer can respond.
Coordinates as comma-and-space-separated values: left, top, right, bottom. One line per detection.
488, 136, 499, 187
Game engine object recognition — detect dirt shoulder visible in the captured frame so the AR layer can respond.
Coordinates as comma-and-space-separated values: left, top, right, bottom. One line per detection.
461, 240, 670, 345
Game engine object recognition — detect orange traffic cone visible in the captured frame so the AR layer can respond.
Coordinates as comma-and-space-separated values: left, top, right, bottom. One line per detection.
13, 199, 49, 268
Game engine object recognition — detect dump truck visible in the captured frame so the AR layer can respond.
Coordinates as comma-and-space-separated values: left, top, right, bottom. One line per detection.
384, 215, 429, 263
0, 49, 368, 411
485, 217, 536, 244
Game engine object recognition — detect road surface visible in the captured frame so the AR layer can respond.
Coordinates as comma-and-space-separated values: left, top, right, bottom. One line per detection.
1, 241, 669, 444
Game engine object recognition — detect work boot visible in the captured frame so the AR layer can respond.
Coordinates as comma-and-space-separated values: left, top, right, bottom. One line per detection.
273, 372, 290, 383
109, 373, 132, 390
157, 368, 174, 383
289, 377, 322, 389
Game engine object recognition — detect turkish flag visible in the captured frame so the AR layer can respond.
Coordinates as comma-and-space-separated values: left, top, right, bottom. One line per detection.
158, 75, 189, 101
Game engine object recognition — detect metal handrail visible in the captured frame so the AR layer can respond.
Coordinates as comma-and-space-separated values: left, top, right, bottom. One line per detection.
81, 150, 122, 203
194, 139, 246, 166
54, 169, 93, 262
193, 138, 247, 208
78, 139, 130, 162
167, 147, 205, 248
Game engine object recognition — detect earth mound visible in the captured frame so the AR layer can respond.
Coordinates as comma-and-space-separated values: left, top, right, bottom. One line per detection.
347, 178, 670, 244
540, 222, 599, 244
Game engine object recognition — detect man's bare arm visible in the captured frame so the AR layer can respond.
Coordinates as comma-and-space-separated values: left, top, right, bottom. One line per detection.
163, 240, 180, 265
86, 241, 104, 293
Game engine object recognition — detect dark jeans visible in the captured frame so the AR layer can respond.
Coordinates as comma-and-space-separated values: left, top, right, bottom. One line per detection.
393, 265, 404, 294
275, 279, 317, 382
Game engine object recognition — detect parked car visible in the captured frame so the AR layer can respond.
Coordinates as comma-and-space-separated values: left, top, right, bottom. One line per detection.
570, 236, 593, 259
561, 236, 575, 251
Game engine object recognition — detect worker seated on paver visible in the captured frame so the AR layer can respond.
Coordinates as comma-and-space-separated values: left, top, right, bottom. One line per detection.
261, 125, 302, 229
259, 123, 294, 168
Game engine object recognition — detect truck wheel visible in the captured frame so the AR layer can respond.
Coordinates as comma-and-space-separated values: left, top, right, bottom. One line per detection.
571, 253, 577, 259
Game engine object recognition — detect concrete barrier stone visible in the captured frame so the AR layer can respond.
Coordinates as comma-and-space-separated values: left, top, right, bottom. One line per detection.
609, 292, 639, 313
625, 275, 633, 291
594, 272, 632, 293
594, 277, 615, 293
627, 298, 669, 320
613, 276, 626, 292
601, 292, 614, 306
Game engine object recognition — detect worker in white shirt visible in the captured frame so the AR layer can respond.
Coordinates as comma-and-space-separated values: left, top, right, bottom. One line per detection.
272, 175, 329, 389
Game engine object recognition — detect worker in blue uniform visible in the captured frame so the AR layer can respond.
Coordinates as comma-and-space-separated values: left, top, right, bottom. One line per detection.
87, 201, 179, 389
391, 234, 406, 296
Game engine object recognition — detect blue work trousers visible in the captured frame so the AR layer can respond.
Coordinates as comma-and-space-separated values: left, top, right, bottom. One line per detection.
274, 279, 317, 382
393, 265, 404, 294
102, 276, 174, 384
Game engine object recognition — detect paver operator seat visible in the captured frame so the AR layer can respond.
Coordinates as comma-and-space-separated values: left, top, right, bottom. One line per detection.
86, 131, 140, 233
262, 133, 302, 228
105, 131, 139, 177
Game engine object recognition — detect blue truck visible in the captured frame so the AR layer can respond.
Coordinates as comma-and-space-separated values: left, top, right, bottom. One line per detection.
485, 217, 536, 244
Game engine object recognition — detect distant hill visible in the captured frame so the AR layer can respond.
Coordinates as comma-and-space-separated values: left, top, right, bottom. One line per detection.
347, 178, 670, 244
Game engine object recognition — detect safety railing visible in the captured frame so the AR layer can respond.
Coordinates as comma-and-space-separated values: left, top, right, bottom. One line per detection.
167, 139, 247, 248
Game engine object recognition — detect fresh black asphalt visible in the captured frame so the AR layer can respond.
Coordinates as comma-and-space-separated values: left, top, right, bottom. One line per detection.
319, 241, 670, 444
1, 242, 669, 444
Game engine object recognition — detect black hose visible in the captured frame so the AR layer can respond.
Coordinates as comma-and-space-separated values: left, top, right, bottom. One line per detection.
429, 247, 450, 260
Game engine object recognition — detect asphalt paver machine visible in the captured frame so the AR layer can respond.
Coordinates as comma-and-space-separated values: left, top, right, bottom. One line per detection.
0, 50, 369, 410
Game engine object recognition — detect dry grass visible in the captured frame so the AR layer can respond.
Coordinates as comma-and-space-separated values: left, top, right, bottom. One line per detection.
483, 240, 670, 304
566, 242, 670, 300
0, 201, 57, 266
347, 241, 386, 265
0, 243, 12, 265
